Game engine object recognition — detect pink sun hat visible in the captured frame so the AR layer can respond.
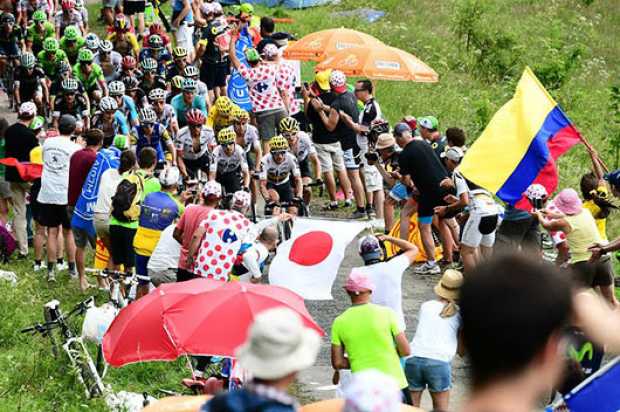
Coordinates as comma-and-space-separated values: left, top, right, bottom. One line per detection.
553, 188, 583, 215
344, 270, 375, 293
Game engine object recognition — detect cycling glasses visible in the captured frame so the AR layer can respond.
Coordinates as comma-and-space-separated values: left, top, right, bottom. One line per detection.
272, 150, 286, 156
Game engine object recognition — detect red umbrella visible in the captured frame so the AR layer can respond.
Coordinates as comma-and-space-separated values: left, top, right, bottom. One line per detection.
103, 279, 324, 367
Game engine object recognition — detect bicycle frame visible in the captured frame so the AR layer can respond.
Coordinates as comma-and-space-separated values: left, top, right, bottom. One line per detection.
63, 336, 107, 398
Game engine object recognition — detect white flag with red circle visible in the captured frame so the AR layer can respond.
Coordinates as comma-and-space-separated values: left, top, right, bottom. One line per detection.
268, 218, 368, 300
193, 209, 252, 281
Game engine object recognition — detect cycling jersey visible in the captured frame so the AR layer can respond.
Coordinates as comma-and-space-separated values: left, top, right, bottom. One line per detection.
170, 93, 208, 128
118, 95, 139, 124
72, 62, 105, 92
60, 36, 86, 64
0, 27, 22, 57
92, 110, 130, 147
17, 0, 49, 16
237, 125, 260, 154
106, 32, 140, 57
133, 191, 184, 256
52, 94, 89, 119
289, 131, 316, 162
26, 21, 55, 54
50, 76, 85, 96
138, 48, 172, 77
209, 144, 248, 175
54, 10, 83, 34
259, 152, 300, 184
14, 66, 45, 101
94, 51, 122, 83
130, 123, 172, 165
206, 103, 240, 131
154, 104, 178, 132
198, 21, 228, 64
37, 49, 69, 78
175, 126, 215, 160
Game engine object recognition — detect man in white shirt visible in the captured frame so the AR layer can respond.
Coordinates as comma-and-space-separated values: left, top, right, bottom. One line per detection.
147, 224, 181, 286
37, 115, 81, 281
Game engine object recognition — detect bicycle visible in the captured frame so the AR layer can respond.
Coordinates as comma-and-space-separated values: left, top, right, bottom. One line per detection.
85, 268, 139, 310
20, 297, 107, 399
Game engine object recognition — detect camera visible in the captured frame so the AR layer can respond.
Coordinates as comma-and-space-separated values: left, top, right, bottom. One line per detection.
367, 120, 390, 149
364, 151, 379, 163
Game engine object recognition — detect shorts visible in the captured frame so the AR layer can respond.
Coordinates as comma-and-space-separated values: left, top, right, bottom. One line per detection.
217, 170, 242, 195
267, 180, 293, 203
109, 225, 137, 267
363, 165, 382, 192
299, 157, 312, 179
202, 62, 228, 90
183, 154, 210, 178
37, 203, 71, 228
418, 192, 444, 219
103, 0, 120, 8
256, 108, 287, 141
175, 22, 194, 52
405, 356, 452, 393
342, 147, 361, 170
0, 43, 19, 57
315, 142, 345, 173
571, 257, 614, 288
389, 182, 411, 203
461, 212, 499, 248
72, 226, 96, 249
123, 0, 145, 15
94, 213, 111, 245
0, 175, 11, 198
135, 253, 150, 283
149, 268, 177, 286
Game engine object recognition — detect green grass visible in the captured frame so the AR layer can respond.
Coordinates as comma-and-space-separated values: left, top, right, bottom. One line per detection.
1, 0, 619, 409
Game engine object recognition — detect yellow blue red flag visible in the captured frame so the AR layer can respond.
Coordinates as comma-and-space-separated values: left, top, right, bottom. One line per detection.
460, 67, 581, 209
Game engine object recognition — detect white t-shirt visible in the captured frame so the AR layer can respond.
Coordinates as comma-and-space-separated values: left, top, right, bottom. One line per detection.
148, 225, 181, 272
93, 168, 121, 215
410, 299, 461, 362
238, 242, 270, 282
351, 253, 410, 331
37, 136, 81, 205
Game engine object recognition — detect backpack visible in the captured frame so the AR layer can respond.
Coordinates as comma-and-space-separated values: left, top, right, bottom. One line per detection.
0, 223, 16, 263
111, 173, 144, 222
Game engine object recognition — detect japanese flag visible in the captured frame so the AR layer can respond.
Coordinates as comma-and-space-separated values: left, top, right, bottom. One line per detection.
193, 210, 252, 281
269, 218, 368, 300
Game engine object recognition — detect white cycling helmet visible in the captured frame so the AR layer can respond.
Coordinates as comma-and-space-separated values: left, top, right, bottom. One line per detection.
139, 107, 157, 123
99, 96, 118, 111
108, 80, 125, 96
99, 39, 113, 53
159, 166, 181, 187
85, 33, 99, 50
148, 88, 166, 101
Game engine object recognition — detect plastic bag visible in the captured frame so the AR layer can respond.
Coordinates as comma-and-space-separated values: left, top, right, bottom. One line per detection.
0, 270, 17, 285
81, 303, 118, 343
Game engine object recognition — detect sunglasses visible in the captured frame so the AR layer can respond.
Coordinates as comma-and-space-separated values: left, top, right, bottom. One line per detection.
354, 88, 367, 92
142, 122, 154, 128
282, 132, 295, 139
221, 142, 234, 147
189, 124, 202, 129
272, 150, 286, 156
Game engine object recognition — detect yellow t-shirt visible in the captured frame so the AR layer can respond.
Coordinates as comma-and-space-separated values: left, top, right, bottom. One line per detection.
29, 146, 42, 165
582, 185, 609, 241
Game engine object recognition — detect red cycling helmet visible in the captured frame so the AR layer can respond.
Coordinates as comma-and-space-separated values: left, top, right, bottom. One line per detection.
61, 0, 75, 10
149, 23, 163, 35
122, 55, 136, 69
186, 109, 205, 126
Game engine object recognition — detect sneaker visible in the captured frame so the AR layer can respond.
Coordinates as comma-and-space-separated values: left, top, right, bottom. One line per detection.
321, 202, 339, 211
349, 210, 367, 220
366, 206, 377, 219
414, 262, 441, 275
69, 268, 78, 278
47, 271, 56, 282
33, 263, 43, 272
343, 199, 353, 208
56, 262, 68, 272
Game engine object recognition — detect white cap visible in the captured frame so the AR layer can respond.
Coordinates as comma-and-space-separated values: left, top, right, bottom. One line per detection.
202, 180, 222, 198
440, 146, 465, 162
19, 102, 37, 117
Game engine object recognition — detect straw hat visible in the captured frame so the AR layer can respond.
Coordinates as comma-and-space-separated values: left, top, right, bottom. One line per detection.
434, 269, 463, 301
375, 133, 396, 150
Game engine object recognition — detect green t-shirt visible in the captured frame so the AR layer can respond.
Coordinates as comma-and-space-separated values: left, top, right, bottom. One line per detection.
331, 303, 407, 389
27, 22, 55, 47
109, 170, 161, 229
73, 62, 104, 91
37, 49, 68, 78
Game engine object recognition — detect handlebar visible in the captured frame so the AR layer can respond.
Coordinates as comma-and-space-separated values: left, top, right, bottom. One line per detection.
86, 268, 134, 281
20, 297, 94, 335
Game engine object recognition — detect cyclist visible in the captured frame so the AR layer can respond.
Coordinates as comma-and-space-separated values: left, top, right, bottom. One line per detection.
16, 0, 49, 29
175, 108, 215, 178
195, 15, 229, 103
95, 40, 122, 83
138, 35, 171, 77
259, 135, 303, 216
84, 33, 99, 55
52, 78, 90, 131
171, 78, 208, 128
106, 14, 139, 57
138, 57, 167, 102
55, 0, 85, 38
59, 25, 85, 64
142, 23, 172, 54
183, 65, 209, 103
148, 88, 179, 139
14, 53, 49, 112
123, 75, 144, 109
279, 116, 322, 205
73, 48, 108, 104
207, 96, 238, 135
0, 13, 23, 76
119, 55, 140, 81
209, 128, 250, 195
91, 96, 130, 147
25, 10, 55, 55
167, 46, 188, 78
130, 107, 176, 169
37, 38, 69, 83
49, 60, 86, 111
167, 75, 184, 104
108, 80, 139, 127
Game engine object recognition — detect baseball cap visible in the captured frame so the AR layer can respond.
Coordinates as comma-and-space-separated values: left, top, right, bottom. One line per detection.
59, 114, 77, 130
314, 69, 332, 91
261, 43, 279, 59
393, 122, 411, 137
202, 180, 222, 198
419, 116, 439, 130
604, 169, 620, 188
159, 166, 181, 187
19, 101, 37, 117
441, 146, 465, 162
344, 270, 375, 293
329, 70, 347, 94
402, 115, 417, 131
357, 235, 381, 262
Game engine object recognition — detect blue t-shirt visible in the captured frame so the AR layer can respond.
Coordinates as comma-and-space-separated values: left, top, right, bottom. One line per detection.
134, 191, 184, 255
171, 93, 208, 128
172, 0, 193, 22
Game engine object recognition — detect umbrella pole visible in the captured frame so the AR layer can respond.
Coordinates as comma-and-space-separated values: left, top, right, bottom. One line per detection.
185, 354, 196, 378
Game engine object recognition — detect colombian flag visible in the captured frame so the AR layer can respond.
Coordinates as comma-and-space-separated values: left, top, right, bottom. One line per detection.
460, 67, 582, 209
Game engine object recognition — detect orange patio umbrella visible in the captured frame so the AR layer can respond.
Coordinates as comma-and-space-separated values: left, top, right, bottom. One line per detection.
300, 399, 424, 412
282, 28, 384, 62
315, 46, 439, 82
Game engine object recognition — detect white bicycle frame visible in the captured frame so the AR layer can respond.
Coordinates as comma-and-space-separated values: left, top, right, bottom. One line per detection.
63, 336, 108, 398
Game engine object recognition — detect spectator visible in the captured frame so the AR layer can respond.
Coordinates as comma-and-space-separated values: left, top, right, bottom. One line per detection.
370, 133, 401, 231
256, 16, 275, 54
418, 116, 446, 160
147, 224, 180, 286
445, 127, 466, 150
342, 370, 402, 412
405, 269, 464, 411
304, 70, 353, 211
200, 307, 320, 412
37, 114, 81, 281
0, 118, 10, 226
4, 103, 38, 257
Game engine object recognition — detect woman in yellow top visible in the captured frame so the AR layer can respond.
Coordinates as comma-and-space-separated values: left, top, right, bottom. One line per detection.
537, 188, 618, 307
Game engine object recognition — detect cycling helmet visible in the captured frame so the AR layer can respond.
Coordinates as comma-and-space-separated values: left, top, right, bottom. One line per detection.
43, 37, 59, 52
141, 57, 157, 72
114, 13, 127, 30
215, 96, 233, 115
30, 115, 46, 131
149, 23, 164, 35
32, 10, 47, 22
99, 96, 118, 111
357, 235, 382, 262
139, 107, 157, 123
148, 34, 163, 50
232, 190, 251, 210
20, 53, 36, 69
244, 48, 260, 63
18, 102, 37, 117
217, 128, 236, 145
172, 46, 188, 59
148, 88, 166, 102
269, 135, 289, 151
61, 78, 79, 92
186, 108, 205, 126
113, 134, 129, 149
85, 33, 99, 50
159, 166, 181, 187
232, 107, 250, 123
108, 80, 125, 96
279, 116, 300, 133
99, 40, 113, 53
1, 12, 15, 24
78, 48, 94, 63
57, 60, 71, 74
183, 65, 199, 78
123, 75, 139, 91
61, 0, 75, 10
63, 25, 79, 41
121, 55, 136, 69
182, 78, 196, 92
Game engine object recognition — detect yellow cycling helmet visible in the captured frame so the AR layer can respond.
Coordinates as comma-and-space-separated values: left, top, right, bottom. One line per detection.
215, 96, 233, 115
232, 107, 250, 123
269, 135, 289, 151
279, 116, 300, 133
217, 127, 236, 145
171, 75, 184, 89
